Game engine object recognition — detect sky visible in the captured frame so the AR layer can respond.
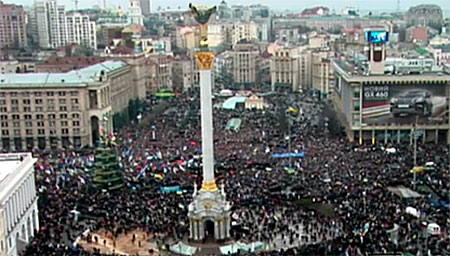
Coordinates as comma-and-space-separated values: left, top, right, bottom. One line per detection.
4, 0, 450, 15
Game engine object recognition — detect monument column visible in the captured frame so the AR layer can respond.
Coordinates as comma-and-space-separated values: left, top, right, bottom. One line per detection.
195, 51, 217, 192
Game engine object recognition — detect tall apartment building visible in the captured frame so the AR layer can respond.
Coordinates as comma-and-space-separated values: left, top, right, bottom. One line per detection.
207, 21, 258, 47
33, 0, 67, 49
0, 1, 27, 49
66, 13, 97, 49
172, 55, 193, 91
147, 52, 173, 91
0, 153, 39, 256
139, 0, 150, 16
0, 61, 135, 150
128, 0, 144, 26
230, 44, 260, 89
32, 0, 97, 49
270, 46, 312, 92
214, 51, 233, 89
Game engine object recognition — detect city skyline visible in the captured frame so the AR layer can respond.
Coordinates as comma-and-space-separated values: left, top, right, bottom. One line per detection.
3, 0, 450, 15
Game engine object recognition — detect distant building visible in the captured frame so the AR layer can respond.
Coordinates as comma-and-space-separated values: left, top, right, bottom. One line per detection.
35, 56, 106, 73
312, 51, 335, 99
404, 4, 443, 28
301, 6, 329, 18
139, 0, 150, 16
214, 51, 233, 88
127, 0, 144, 26
33, 0, 67, 49
172, 55, 194, 91
0, 153, 39, 256
66, 13, 97, 49
0, 61, 134, 149
230, 44, 260, 89
0, 1, 27, 49
405, 27, 428, 42
245, 95, 264, 109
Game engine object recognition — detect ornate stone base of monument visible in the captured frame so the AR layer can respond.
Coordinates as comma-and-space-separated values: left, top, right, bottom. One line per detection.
188, 183, 231, 241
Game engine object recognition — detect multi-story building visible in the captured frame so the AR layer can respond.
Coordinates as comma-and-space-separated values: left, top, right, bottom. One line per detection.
139, 0, 150, 16
214, 51, 233, 89
428, 45, 450, 67
147, 52, 173, 91
172, 55, 193, 91
270, 45, 312, 92
332, 44, 450, 143
312, 51, 334, 99
176, 26, 199, 51
33, 0, 67, 49
127, 0, 144, 26
207, 21, 258, 47
0, 1, 27, 49
404, 4, 443, 28
229, 43, 260, 89
0, 60, 135, 150
66, 13, 97, 49
0, 61, 20, 74
0, 153, 39, 256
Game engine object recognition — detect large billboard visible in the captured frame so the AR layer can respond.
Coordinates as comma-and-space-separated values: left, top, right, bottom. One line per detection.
362, 84, 448, 125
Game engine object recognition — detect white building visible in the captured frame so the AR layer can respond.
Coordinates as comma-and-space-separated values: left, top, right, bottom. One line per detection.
33, 0, 67, 49
0, 153, 39, 256
128, 0, 144, 26
66, 13, 97, 49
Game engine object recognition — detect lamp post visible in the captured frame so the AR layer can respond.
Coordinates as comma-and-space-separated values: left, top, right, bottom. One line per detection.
412, 116, 418, 188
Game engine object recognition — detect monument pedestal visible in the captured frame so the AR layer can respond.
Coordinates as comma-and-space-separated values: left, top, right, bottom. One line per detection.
188, 185, 231, 241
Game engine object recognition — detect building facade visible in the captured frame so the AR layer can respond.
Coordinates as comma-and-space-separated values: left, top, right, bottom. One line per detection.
139, 0, 150, 16
312, 51, 334, 99
404, 4, 443, 28
333, 59, 450, 144
270, 46, 312, 92
0, 153, 38, 256
0, 1, 27, 49
66, 13, 97, 49
127, 0, 144, 26
0, 61, 133, 150
33, 0, 67, 49
230, 44, 260, 89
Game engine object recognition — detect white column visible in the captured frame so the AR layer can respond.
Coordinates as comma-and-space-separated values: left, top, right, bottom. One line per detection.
34, 206, 39, 231
199, 69, 215, 183
214, 220, 219, 240
5, 200, 11, 233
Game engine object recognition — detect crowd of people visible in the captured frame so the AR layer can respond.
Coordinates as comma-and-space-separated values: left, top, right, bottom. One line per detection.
21, 89, 449, 256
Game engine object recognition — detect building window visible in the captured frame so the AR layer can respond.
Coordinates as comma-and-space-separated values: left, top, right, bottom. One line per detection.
34, 92, 42, 96
49, 121, 55, 127
58, 91, 66, 96
0, 107, 7, 112
0, 99, 5, 105
23, 106, 31, 112
24, 114, 32, 120
353, 100, 360, 111
70, 91, 79, 96
73, 121, 80, 126
60, 114, 67, 119
0, 115, 7, 120
10, 99, 18, 105
61, 121, 68, 127
47, 99, 54, 105
35, 106, 43, 112
60, 106, 67, 111
48, 106, 55, 111
59, 99, 66, 104
47, 92, 54, 96
13, 122, 19, 127
25, 121, 32, 127
37, 129, 45, 135
49, 129, 56, 135
14, 129, 20, 136
61, 128, 69, 135
73, 128, 80, 134
70, 98, 78, 104
10, 92, 18, 97
2, 130, 9, 136
72, 113, 80, 119
1, 122, 8, 127
23, 99, 31, 105
35, 99, 43, 104
37, 121, 44, 127
354, 87, 360, 98
48, 114, 55, 119
26, 129, 33, 135
12, 114, 19, 120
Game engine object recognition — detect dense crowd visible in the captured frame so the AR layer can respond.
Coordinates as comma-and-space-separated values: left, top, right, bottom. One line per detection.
21, 90, 449, 256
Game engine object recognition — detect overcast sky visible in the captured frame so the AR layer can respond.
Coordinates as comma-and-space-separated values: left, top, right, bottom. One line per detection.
5, 0, 450, 14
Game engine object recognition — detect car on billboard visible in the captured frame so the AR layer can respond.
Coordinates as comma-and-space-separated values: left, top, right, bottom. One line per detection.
390, 90, 433, 117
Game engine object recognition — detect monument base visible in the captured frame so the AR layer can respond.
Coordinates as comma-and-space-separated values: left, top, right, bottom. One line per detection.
188, 185, 231, 241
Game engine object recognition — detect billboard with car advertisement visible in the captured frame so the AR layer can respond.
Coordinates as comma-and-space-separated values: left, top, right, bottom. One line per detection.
362, 84, 449, 125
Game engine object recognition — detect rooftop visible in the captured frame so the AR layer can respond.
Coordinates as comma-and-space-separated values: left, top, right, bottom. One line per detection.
0, 153, 36, 202
0, 60, 127, 88
333, 58, 450, 82
38, 56, 106, 67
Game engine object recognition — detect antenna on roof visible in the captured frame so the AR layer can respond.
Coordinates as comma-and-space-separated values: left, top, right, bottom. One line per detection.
73, 0, 79, 10
396, 0, 400, 13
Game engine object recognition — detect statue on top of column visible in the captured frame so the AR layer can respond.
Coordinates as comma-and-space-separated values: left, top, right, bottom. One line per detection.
189, 3, 216, 47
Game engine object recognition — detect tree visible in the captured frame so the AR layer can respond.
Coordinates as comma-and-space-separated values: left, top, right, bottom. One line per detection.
92, 141, 124, 192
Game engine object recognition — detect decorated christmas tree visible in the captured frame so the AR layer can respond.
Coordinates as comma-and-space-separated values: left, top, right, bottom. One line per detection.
92, 115, 124, 191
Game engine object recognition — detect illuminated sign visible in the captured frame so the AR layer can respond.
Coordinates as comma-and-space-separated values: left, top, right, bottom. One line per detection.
365, 31, 389, 43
